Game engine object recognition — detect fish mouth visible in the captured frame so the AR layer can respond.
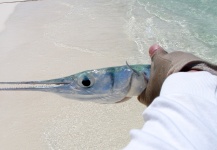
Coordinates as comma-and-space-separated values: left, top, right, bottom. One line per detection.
0, 76, 74, 92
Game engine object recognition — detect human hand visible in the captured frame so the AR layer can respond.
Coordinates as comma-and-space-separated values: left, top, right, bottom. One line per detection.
138, 44, 217, 106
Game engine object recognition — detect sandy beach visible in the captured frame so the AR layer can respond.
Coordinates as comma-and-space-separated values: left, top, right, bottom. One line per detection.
0, 1, 147, 149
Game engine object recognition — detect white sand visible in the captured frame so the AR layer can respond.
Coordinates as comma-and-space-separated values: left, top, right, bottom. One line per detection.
0, 1, 147, 149
0, 2, 17, 32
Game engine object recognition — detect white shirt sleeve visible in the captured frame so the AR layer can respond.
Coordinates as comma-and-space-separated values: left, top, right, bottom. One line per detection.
124, 71, 217, 150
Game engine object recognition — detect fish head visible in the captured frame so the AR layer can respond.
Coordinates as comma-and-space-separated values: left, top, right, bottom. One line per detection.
0, 65, 149, 103
60, 66, 147, 103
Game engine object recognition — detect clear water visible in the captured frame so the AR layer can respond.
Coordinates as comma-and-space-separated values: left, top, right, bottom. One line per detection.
126, 0, 217, 62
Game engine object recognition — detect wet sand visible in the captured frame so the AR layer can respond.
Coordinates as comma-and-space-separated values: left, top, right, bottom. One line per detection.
0, 0, 146, 149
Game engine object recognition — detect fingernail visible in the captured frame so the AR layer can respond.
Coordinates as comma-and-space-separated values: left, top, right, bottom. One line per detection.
149, 44, 163, 57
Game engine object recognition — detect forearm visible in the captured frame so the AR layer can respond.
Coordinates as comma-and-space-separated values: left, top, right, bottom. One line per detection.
125, 71, 217, 150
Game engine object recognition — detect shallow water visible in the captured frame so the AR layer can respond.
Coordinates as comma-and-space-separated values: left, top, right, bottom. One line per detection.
0, 0, 216, 149
127, 0, 217, 62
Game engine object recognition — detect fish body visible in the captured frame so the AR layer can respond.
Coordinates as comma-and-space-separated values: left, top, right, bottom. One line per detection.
0, 64, 151, 103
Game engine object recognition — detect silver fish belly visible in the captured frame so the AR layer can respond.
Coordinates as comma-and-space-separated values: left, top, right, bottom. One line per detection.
0, 64, 151, 103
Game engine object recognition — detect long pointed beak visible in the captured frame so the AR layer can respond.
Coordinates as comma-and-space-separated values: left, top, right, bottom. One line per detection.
0, 76, 74, 92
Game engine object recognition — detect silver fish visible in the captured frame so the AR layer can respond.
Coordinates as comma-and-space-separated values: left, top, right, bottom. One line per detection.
0, 64, 150, 103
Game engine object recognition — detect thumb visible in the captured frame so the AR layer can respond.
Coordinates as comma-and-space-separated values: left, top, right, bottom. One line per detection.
149, 44, 163, 57
138, 44, 169, 106
149, 44, 168, 61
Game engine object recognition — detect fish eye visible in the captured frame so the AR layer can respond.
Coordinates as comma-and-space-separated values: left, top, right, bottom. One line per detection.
82, 79, 91, 87
78, 75, 95, 88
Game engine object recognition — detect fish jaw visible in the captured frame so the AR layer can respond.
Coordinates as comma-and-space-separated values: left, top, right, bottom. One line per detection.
0, 76, 76, 93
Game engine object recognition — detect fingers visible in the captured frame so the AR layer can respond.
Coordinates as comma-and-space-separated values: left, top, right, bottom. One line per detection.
137, 45, 169, 106
149, 44, 168, 61
149, 44, 163, 57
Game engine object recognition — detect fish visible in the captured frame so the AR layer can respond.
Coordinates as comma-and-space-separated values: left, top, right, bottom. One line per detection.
0, 63, 151, 103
